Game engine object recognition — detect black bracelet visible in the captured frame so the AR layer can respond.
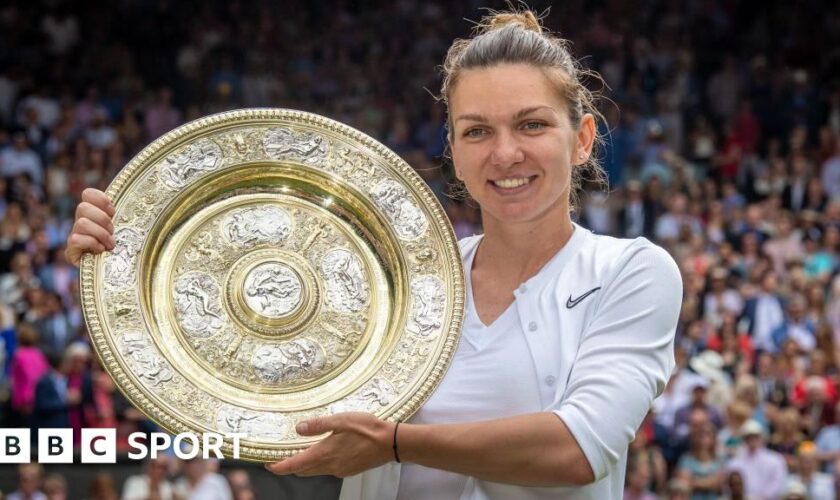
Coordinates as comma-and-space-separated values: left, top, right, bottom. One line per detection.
393, 421, 401, 463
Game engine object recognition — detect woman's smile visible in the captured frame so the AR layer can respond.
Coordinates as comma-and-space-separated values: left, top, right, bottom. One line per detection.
488, 174, 538, 195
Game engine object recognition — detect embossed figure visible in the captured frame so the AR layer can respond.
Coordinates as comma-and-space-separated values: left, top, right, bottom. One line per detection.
264, 128, 329, 164
321, 250, 369, 312
330, 378, 396, 414
217, 407, 289, 440
224, 206, 292, 247
409, 276, 444, 336
174, 272, 223, 336
357, 378, 394, 407
158, 138, 221, 189
104, 228, 142, 289
251, 339, 323, 385
245, 266, 300, 311
371, 180, 427, 240
119, 331, 173, 386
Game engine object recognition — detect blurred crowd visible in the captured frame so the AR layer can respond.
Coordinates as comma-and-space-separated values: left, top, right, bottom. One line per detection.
3, 458, 254, 500
0, 0, 839, 499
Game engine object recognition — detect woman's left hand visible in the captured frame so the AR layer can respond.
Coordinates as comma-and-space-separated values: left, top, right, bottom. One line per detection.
265, 412, 395, 478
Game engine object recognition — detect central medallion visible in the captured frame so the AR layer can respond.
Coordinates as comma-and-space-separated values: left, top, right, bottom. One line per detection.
243, 262, 303, 318
225, 248, 321, 340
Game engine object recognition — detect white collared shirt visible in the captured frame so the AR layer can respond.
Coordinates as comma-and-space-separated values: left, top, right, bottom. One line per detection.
340, 223, 682, 500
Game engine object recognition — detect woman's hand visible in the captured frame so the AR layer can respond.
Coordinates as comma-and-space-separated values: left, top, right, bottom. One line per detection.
66, 188, 116, 267
265, 412, 395, 478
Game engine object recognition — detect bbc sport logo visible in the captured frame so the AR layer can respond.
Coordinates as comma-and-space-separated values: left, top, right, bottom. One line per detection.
0, 429, 247, 464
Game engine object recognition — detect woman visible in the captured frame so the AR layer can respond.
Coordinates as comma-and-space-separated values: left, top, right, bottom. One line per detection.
675, 423, 724, 500
8, 322, 49, 419
65, 9, 683, 500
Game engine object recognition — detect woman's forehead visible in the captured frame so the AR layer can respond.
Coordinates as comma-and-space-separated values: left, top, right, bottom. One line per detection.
449, 64, 567, 118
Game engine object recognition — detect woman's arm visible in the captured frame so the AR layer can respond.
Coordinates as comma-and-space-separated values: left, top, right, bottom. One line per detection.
399, 412, 593, 486
265, 411, 592, 486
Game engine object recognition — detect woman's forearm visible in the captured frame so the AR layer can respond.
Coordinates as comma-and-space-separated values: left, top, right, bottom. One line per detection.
398, 412, 595, 486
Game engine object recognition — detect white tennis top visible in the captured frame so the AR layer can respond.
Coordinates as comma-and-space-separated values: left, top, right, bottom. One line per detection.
339, 223, 683, 500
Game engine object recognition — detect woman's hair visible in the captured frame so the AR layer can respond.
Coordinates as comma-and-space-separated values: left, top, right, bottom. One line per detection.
439, 7, 608, 210
17, 322, 39, 347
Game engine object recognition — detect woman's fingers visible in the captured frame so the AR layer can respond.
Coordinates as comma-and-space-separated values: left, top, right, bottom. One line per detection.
74, 217, 115, 250
75, 202, 115, 235
81, 188, 115, 217
66, 233, 107, 266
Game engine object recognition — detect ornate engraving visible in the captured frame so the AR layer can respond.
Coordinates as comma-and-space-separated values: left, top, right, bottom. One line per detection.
333, 145, 377, 178
243, 263, 302, 317
174, 272, 224, 337
104, 228, 143, 290
184, 229, 223, 263
251, 339, 326, 384
320, 249, 369, 313
383, 337, 434, 390
215, 129, 265, 162
119, 331, 173, 387
216, 406, 291, 440
223, 206, 293, 247
370, 180, 427, 240
264, 128, 329, 165
159, 138, 222, 190
164, 381, 220, 425
408, 276, 445, 337
330, 378, 397, 413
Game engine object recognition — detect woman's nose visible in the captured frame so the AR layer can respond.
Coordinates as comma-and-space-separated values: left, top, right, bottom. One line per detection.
490, 132, 525, 167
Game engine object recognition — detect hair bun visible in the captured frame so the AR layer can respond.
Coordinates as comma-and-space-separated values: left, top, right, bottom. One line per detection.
481, 11, 543, 35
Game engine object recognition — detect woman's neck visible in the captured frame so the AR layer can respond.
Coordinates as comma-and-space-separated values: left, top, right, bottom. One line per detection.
477, 210, 575, 282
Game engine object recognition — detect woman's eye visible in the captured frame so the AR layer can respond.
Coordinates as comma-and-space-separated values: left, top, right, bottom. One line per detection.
522, 121, 545, 131
464, 128, 486, 138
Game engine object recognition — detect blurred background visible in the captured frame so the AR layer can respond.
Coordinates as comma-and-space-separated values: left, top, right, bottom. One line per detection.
1, 0, 839, 498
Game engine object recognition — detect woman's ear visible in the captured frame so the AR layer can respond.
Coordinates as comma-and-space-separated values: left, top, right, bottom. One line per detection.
575, 113, 596, 165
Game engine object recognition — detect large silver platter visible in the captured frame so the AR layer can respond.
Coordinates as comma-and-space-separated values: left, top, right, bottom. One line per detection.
80, 109, 465, 462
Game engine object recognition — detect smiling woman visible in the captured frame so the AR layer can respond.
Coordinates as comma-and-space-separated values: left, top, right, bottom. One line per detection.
64, 7, 683, 500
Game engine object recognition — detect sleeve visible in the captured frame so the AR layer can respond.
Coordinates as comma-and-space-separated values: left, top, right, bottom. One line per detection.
553, 241, 682, 481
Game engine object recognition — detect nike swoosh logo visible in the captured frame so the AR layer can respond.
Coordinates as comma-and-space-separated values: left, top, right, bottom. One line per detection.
566, 287, 601, 308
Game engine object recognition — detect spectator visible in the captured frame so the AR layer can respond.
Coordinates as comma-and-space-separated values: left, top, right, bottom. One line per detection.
741, 270, 786, 353
772, 294, 818, 353
629, 422, 668, 496
0, 132, 43, 185
623, 453, 658, 500
8, 322, 49, 421
769, 407, 806, 468
763, 212, 804, 277
42, 473, 67, 500
32, 351, 73, 433
718, 401, 753, 459
666, 478, 692, 500
226, 469, 255, 500
673, 379, 724, 439
173, 457, 232, 500
122, 455, 175, 500
703, 269, 744, 329
789, 441, 835, 500
726, 419, 788, 500
722, 470, 746, 500
7, 463, 46, 500
86, 472, 118, 500
676, 422, 724, 500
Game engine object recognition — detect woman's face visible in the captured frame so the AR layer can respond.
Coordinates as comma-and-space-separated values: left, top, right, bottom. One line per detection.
448, 63, 594, 227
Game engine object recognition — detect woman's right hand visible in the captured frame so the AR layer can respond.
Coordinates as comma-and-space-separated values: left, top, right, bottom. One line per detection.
66, 188, 116, 267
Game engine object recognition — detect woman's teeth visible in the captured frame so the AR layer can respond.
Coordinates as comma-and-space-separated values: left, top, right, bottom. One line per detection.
493, 177, 532, 189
